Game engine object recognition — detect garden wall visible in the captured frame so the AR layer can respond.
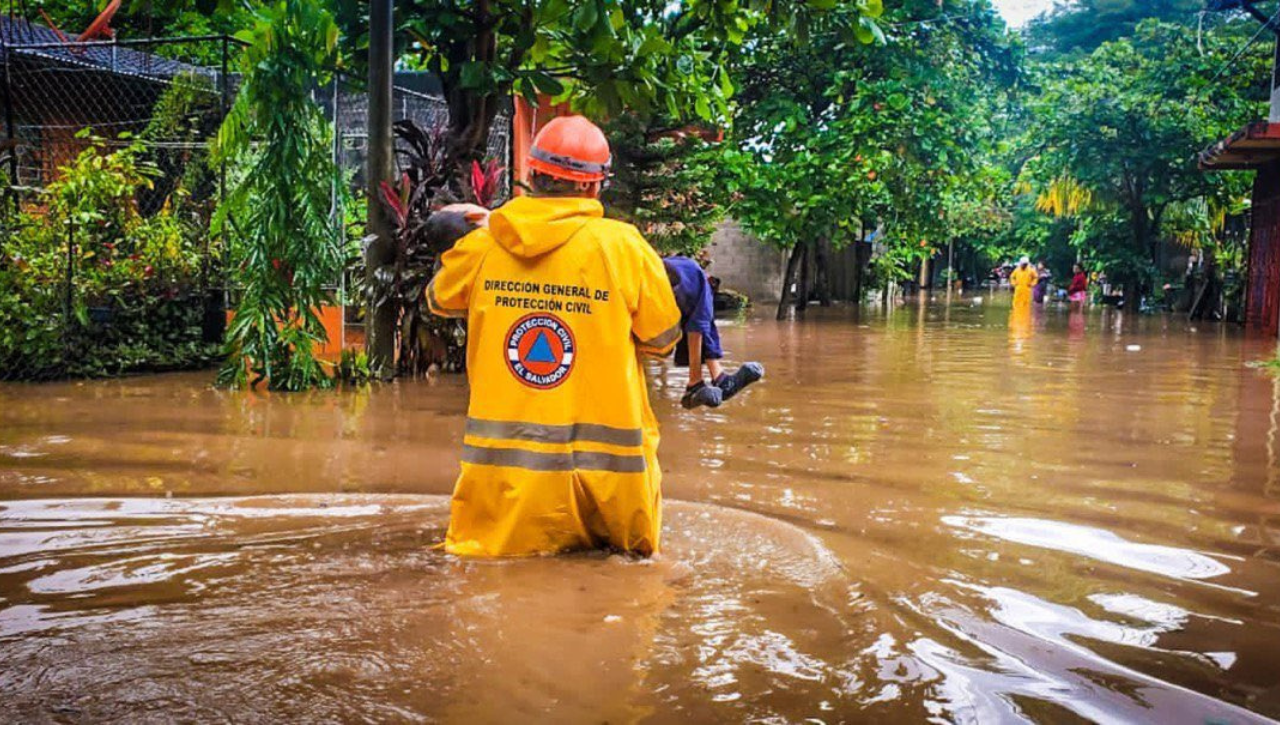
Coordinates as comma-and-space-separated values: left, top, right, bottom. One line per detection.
706, 220, 786, 304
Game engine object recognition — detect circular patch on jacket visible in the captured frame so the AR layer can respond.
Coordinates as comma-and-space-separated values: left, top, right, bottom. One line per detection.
505, 313, 576, 389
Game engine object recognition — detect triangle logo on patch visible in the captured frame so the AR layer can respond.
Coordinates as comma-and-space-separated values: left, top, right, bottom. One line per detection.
525, 331, 558, 363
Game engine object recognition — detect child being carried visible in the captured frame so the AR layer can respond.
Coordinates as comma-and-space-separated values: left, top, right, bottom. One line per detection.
661, 252, 764, 409
428, 209, 763, 410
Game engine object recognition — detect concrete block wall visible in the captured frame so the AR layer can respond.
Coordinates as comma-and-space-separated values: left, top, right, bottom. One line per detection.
706, 220, 787, 304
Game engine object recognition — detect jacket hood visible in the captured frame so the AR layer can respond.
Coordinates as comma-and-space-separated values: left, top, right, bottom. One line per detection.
489, 196, 603, 258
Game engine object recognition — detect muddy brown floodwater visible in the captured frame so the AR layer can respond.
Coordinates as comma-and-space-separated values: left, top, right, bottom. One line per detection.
4, 297, 1280, 723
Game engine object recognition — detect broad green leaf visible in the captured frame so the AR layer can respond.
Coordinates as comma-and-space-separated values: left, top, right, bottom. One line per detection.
575, 2, 598, 32
529, 70, 566, 96
854, 20, 874, 44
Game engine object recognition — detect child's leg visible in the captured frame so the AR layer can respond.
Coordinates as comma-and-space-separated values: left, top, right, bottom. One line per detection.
686, 331, 704, 384
680, 331, 722, 409
714, 361, 765, 401
710, 315, 762, 401
707, 359, 725, 381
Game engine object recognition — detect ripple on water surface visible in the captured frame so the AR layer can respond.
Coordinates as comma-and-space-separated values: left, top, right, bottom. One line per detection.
0, 495, 865, 723
0, 494, 1275, 723
4, 305, 1280, 722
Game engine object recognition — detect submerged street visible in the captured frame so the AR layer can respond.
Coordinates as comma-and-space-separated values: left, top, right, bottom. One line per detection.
3, 298, 1280, 723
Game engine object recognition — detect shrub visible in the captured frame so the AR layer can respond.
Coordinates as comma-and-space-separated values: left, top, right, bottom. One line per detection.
212, 0, 347, 391
0, 139, 217, 380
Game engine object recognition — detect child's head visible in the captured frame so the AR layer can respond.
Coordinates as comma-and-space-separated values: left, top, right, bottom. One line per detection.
425, 203, 490, 252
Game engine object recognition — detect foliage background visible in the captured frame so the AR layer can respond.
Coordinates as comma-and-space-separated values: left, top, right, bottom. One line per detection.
16, 0, 1280, 383
0, 140, 216, 380
212, 0, 349, 390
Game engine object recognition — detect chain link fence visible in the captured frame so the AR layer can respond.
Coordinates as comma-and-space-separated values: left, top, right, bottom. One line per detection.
0, 16, 511, 380
325, 75, 512, 348
0, 21, 233, 381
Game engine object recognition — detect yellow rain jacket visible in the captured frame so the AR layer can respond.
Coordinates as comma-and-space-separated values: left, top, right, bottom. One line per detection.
427, 195, 682, 557
1010, 265, 1038, 308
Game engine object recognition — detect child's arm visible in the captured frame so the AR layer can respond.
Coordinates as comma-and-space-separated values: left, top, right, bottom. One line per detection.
686, 331, 704, 384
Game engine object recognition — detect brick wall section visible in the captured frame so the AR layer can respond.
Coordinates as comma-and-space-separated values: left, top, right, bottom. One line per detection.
706, 220, 787, 303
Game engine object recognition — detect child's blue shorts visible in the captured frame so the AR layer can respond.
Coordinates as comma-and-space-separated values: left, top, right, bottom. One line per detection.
675, 318, 723, 367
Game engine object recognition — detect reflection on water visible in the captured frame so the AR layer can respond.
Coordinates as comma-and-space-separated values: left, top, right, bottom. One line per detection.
942, 515, 1234, 583
3, 297, 1280, 722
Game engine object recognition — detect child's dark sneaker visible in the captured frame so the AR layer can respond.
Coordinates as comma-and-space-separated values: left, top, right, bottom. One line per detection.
681, 381, 723, 409
714, 362, 764, 401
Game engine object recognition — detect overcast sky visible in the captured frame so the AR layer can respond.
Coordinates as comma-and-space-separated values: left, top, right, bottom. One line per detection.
991, 0, 1056, 27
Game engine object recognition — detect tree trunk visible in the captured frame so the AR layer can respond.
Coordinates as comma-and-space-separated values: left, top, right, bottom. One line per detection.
1126, 204, 1148, 313
445, 85, 502, 163
946, 240, 955, 296
1207, 247, 1222, 319
776, 242, 804, 320
851, 240, 865, 305
364, 0, 397, 379
1189, 248, 1221, 321
440, 0, 514, 164
1123, 275, 1141, 313
852, 224, 865, 305
814, 236, 833, 307
796, 239, 812, 313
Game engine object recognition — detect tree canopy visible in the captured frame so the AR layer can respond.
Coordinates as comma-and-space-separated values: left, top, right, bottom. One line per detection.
325, 0, 885, 160
1023, 0, 1204, 58
1015, 14, 1268, 308
28, 0, 1280, 317
721, 0, 1019, 309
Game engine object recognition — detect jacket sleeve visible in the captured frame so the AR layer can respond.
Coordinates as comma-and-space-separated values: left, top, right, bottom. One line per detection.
631, 243, 683, 357
426, 230, 491, 319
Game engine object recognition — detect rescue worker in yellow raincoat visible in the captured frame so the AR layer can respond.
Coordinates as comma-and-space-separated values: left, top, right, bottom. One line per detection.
1009, 256, 1038, 309
427, 115, 682, 557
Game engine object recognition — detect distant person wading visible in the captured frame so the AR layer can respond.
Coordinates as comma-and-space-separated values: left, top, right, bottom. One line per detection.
1009, 256, 1038, 308
426, 116, 681, 557
1068, 263, 1089, 307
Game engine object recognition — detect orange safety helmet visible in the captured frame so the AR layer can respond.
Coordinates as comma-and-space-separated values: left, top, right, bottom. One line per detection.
528, 115, 611, 183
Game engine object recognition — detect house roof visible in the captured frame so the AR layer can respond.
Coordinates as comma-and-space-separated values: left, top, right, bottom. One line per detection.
1199, 121, 1280, 171
0, 15, 218, 87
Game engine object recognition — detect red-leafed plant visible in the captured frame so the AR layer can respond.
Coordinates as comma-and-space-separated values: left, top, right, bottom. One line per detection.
469, 159, 505, 208
369, 121, 507, 377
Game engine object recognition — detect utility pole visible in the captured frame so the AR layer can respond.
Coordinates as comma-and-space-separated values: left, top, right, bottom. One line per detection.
365, 0, 396, 379
1271, 15, 1280, 123
946, 240, 954, 302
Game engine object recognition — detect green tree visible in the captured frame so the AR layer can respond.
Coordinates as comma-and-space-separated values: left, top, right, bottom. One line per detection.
1023, 0, 1206, 58
213, 0, 347, 390
724, 0, 1018, 314
1020, 19, 1267, 310
333, 0, 883, 162
27, 0, 261, 63
601, 113, 724, 255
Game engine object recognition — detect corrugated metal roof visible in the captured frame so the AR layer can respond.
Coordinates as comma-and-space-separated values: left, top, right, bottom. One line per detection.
1199, 121, 1280, 171
0, 16, 218, 86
